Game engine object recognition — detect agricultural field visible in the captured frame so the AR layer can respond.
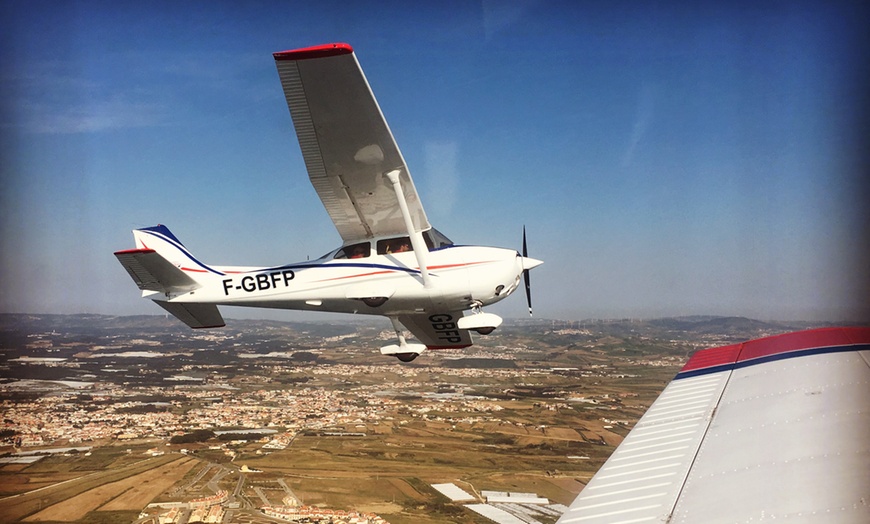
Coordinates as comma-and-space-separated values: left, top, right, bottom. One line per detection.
1, 314, 822, 523
0, 450, 193, 522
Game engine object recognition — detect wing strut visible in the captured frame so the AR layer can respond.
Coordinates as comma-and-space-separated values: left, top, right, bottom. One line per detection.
385, 169, 433, 288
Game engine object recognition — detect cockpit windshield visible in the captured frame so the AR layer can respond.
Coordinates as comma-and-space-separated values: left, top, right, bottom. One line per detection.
423, 228, 453, 250
324, 229, 453, 259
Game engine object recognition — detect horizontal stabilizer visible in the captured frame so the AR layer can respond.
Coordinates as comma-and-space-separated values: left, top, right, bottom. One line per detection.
114, 249, 199, 294
154, 301, 225, 329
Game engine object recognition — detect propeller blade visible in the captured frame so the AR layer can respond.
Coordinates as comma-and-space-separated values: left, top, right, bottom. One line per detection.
523, 226, 533, 316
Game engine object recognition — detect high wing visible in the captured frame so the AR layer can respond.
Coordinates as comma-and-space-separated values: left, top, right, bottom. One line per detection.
273, 43, 430, 243
558, 327, 870, 524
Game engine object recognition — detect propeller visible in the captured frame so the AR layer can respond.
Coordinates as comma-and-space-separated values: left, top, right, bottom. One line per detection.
516, 227, 542, 316
522, 226, 533, 316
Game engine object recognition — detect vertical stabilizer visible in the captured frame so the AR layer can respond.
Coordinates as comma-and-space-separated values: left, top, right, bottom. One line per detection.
131, 225, 223, 278
114, 225, 225, 329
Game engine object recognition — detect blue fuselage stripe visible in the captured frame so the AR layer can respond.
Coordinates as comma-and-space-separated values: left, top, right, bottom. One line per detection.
142, 230, 225, 276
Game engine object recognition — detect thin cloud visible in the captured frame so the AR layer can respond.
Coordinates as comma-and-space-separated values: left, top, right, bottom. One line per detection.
17, 96, 167, 134
622, 84, 655, 167
423, 140, 460, 217
482, 0, 542, 40
3, 64, 168, 134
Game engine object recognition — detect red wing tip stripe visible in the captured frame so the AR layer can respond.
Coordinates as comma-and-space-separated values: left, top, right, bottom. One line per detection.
273, 43, 353, 61
677, 326, 870, 379
679, 343, 741, 372
114, 248, 155, 255
738, 326, 870, 360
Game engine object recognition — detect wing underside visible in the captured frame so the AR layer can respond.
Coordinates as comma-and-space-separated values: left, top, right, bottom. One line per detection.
398, 312, 473, 349
154, 301, 225, 329
274, 43, 430, 243
558, 327, 870, 524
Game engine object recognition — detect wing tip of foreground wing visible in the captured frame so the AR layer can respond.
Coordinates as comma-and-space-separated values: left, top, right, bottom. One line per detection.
273, 42, 353, 61
676, 325, 870, 379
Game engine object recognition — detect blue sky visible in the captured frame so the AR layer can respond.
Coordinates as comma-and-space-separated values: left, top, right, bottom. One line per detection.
2, 1, 868, 322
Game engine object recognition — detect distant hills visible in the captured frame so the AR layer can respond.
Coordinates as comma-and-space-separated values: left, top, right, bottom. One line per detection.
0, 312, 856, 352
0, 312, 854, 334
0, 313, 863, 387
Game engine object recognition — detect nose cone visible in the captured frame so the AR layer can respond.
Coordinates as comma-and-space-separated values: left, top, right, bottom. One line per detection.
520, 257, 543, 271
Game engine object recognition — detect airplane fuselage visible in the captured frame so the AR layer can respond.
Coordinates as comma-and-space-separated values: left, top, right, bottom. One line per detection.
150, 244, 525, 317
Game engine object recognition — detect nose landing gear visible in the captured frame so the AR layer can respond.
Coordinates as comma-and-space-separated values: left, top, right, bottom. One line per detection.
457, 302, 503, 335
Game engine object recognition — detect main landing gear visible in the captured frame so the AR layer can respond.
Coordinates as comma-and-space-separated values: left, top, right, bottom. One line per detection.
379, 317, 426, 362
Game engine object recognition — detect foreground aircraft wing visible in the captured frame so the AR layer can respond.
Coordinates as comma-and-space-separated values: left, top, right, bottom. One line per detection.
273, 43, 430, 243
399, 312, 473, 349
557, 327, 870, 524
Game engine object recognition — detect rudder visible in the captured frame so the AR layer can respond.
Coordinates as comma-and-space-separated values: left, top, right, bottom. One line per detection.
115, 225, 226, 329
131, 225, 222, 278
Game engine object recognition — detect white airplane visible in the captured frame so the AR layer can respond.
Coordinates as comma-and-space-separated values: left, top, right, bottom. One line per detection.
114, 43, 870, 522
115, 43, 542, 362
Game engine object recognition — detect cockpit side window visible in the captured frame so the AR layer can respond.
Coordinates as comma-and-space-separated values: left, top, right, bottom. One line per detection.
334, 242, 371, 259
377, 237, 412, 255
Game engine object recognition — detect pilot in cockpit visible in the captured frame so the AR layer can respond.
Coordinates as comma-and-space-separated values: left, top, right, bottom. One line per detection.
336, 242, 370, 259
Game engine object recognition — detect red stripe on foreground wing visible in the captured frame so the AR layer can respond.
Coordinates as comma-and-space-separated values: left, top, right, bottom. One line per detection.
680, 326, 870, 375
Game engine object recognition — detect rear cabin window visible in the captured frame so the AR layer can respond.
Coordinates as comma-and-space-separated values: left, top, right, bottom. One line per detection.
377, 237, 412, 255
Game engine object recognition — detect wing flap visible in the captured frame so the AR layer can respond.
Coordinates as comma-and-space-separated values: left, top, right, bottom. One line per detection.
558, 327, 870, 524
274, 44, 430, 242
114, 249, 199, 294
558, 371, 729, 524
